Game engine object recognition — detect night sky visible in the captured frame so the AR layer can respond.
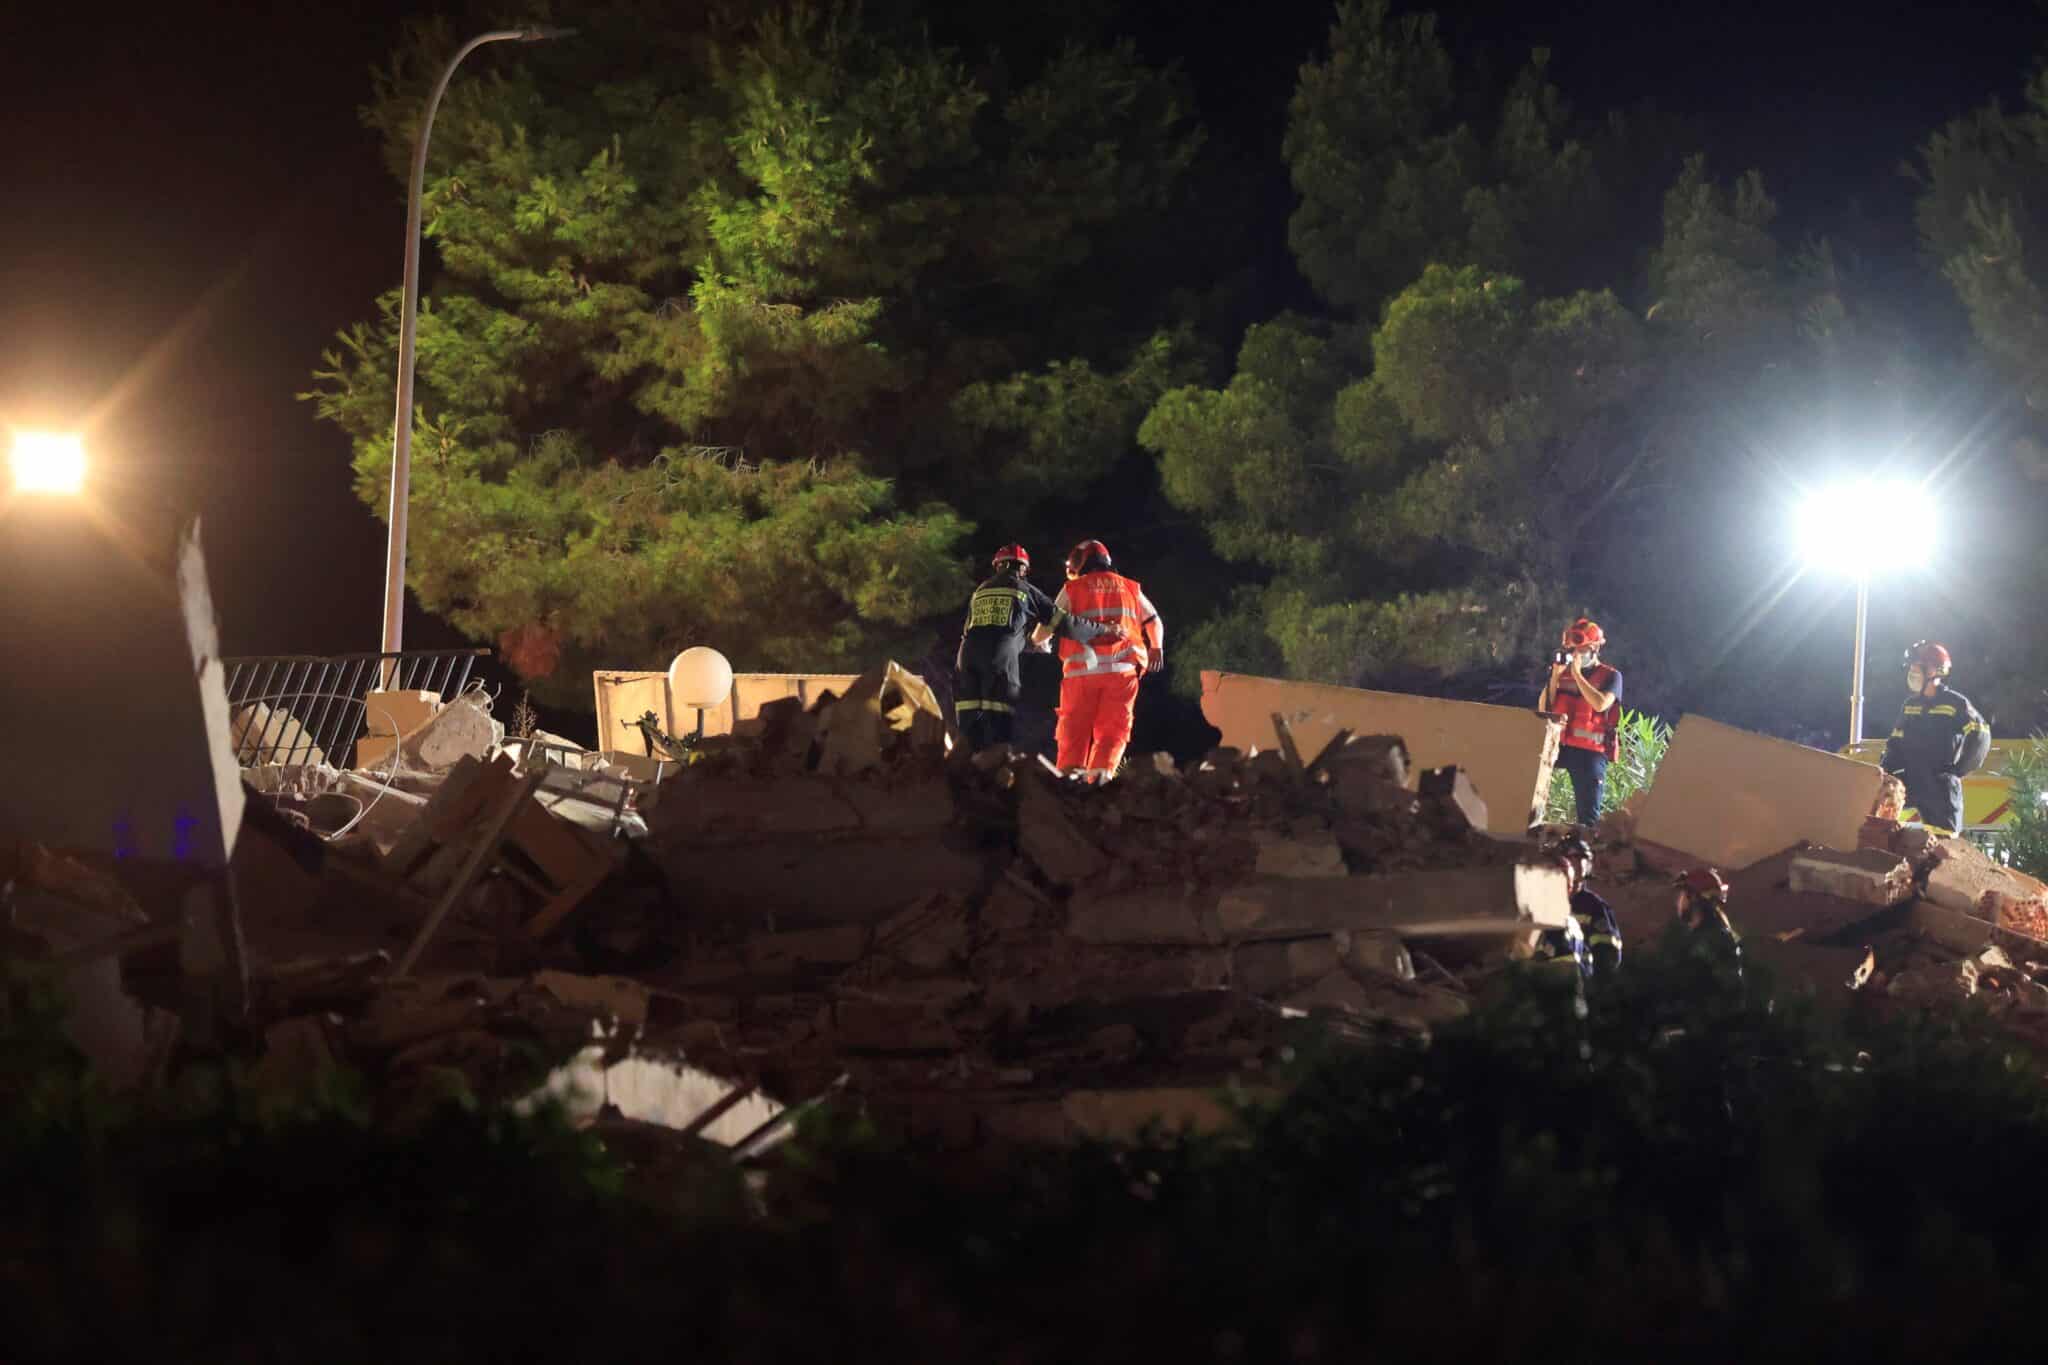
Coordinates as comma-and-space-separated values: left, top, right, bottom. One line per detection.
3, 0, 2041, 725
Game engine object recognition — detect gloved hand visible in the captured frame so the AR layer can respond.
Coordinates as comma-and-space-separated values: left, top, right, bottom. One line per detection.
1147, 649, 1165, 675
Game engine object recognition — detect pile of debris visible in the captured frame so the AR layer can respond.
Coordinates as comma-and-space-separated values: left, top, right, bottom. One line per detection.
13, 660, 1579, 1153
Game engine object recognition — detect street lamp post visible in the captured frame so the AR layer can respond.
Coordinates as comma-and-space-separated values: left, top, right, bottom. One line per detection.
1849, 573, 1870, 746
378, 25, 574, 667
1795, 479, 1932, 748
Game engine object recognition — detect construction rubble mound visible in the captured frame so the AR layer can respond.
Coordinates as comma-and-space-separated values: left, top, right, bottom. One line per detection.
22, 627, 2048, 1163
7, 662, 1580, 1155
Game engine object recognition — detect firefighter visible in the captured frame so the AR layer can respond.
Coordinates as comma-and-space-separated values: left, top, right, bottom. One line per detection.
1540, 833, 1622, 976
1538, 617, 1623, 829
1031, 539, 1163, 783
953, 544, 1065, 752
1674, 866, 1742, 970
1881, 641, 1991, 838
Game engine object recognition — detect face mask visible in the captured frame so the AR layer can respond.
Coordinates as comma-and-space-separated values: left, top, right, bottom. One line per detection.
1576, 651, 1597, 670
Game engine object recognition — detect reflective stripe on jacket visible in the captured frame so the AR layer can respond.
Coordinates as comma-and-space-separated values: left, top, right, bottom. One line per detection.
1055, 573, 1161, 678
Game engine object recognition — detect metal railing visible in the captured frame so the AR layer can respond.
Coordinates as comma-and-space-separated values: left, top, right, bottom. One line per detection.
221, 649, 491, 768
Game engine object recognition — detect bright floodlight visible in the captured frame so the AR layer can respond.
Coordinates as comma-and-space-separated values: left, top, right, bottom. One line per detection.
10, 431, 86, 494
1795, 479, 1931, 574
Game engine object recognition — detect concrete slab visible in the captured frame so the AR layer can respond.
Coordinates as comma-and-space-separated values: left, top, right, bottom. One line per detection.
0, 511, 242, 866
1634, 714, 1892, 871
1199, 671, 1560, 836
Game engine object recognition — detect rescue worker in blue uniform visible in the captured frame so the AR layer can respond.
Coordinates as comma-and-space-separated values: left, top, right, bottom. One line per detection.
954, 544, 1072, 752
1881, 641, 1991, 838
1674, 866, 1742, 976
1538, 834, 1622, 978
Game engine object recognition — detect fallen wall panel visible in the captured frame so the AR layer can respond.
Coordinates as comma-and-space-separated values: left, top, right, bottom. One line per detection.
1198, 671, 1560, 837
1635, 713, 1890, 870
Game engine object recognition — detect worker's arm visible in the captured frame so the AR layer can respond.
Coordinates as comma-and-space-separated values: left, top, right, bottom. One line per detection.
1567, 661, 1616, 713
1538, 663, 1563, 712
1136, 587, 1164, 674
1880, 711, 1906, 775
1955, 705, 1992, 775
1029, 586, 1070, 648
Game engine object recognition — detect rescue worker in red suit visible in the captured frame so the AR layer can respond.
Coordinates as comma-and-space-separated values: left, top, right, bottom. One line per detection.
1030, 540, 1163, 782
1538, 617, 1623, 829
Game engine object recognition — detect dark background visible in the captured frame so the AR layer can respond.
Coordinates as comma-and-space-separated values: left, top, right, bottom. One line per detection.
2, 0, 2040, 744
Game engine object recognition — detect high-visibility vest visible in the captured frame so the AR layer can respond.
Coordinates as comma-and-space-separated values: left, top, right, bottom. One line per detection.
1057, 572, 1154, 677
1554, 664, 1621, 757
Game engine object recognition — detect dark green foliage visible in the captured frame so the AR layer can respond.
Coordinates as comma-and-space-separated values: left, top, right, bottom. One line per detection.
10, 942, 2048, 1359
309, 2, 1207, 700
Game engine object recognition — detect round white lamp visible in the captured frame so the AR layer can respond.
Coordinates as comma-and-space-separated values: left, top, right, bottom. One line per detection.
667, 646, 734, 739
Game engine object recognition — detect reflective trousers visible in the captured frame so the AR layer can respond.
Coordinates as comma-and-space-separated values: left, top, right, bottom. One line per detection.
1055, 670, 1141, 781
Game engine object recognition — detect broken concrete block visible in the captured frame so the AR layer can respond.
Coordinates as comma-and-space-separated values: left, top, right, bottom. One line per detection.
1280, 972, 1469, 1028
1910, 900, 1999, 956
1926, 843, 2047, 918
1888, 958, 1980, 1004
1787, 847, 1914, 906
1017, 778, 1108, 886
1251, 828, 1346, 879
362, 688, 441, 740
745, 926, 869, 975
1635, 714, 1898, 871
1066, 888, 1223, 945
1233, 937, 1343, 995
406, 691, 503, 771
232, 703, 327, 768
1212, 860, 1572, 940
1333, 927, 1415, 981
1201, 671, 1558, 835
874, 898, 970, 971
649, 773, 864, 842
833, 983, 973, 1051
1419, 766, 1487, 835
1892, 825, 1946, 869
1857, 817, 1903, 853
1313, 733, 1409, 786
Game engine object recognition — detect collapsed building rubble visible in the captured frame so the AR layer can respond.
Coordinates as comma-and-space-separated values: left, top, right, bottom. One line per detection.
14, 511, 2048, 1168
8, 636, 1589, 1154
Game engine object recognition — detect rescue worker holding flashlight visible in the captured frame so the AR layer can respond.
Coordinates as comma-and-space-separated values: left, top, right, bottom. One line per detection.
1881, 641, 1991, 838
1539, 617, 1623, 829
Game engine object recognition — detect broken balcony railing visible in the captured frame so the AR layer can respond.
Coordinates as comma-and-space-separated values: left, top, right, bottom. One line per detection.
221, 649, 491, 769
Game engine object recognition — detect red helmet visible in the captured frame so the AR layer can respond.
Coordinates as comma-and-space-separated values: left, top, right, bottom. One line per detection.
1905, 641, 1952, 677
1067, 539, 1113, 578
991, 543, 1029, 571
1673, 866, 1728, 904
1562, 617, 1606, 651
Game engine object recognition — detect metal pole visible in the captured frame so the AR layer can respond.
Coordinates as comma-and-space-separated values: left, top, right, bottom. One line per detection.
378, 27, 573, 666
1849, 574, 1870, 746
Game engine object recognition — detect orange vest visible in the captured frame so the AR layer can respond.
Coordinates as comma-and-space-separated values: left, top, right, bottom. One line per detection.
1058, 572, 1153, 677
1555, 664, 1620, 757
